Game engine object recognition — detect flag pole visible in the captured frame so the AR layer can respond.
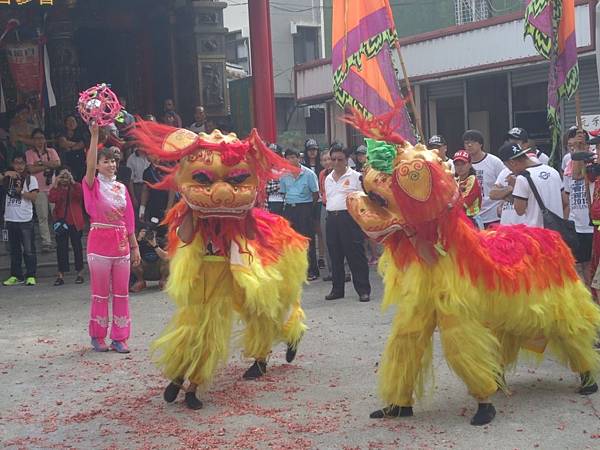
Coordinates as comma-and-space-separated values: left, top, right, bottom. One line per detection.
575, 91, 583, 130
393, 41, 424, 142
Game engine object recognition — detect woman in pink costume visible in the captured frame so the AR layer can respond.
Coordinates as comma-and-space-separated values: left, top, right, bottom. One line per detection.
83, 123, 140, 353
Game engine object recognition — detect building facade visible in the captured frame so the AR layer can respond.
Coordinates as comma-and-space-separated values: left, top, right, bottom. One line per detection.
298, 0, 598, 156
0, 0, 231, 131
224, 0, 326, 147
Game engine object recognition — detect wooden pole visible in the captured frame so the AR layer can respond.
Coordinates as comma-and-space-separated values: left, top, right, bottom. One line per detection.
393, 41, 424, 142
575, 91, 583, 130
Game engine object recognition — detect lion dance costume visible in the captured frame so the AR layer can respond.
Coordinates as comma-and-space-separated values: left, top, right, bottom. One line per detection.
344, 110, 600, 425
135, 123, 308, 410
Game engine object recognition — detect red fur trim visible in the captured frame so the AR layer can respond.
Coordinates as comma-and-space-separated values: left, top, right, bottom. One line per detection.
165, 201, 307, 264
388, 207, 578, 294
342, 104, 407, 145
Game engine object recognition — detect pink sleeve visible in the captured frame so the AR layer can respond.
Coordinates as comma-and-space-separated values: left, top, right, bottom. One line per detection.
82, 177, 98, 219
25, 150, 35, 165
124, 188, 135, 235
48, 148, 61, 163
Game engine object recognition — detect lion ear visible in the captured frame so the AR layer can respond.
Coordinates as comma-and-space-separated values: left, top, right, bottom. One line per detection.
162, 128, 199, 155
247, 129, 271, 172
393, 159, 432, 202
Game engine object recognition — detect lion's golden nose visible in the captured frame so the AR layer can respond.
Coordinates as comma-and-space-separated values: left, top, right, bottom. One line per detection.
211, 182, 235, 205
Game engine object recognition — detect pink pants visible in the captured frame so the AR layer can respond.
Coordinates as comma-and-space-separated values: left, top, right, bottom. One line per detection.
87, 227, 131, 341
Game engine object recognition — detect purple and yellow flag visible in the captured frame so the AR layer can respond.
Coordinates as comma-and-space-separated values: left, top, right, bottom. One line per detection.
524, 0, 579, 161
332, 0, 416, 143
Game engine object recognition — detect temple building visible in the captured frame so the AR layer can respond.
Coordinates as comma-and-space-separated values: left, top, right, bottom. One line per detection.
0, 0, 230, 130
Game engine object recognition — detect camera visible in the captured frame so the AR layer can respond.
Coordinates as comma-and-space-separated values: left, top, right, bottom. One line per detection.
586, 163, 600, 179
141, 217, 161, 242
44, 169, 54, 186
571, 152, 600, 179
5, 176, 20, 198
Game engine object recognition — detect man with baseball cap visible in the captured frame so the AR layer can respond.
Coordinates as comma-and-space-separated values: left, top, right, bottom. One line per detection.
428, 135, 454, 173
506, 127, 550, 165
498, 142, 564, 228
462, 130, 504, 228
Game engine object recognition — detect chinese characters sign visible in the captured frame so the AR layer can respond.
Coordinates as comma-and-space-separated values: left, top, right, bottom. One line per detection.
581, 115, 600, 131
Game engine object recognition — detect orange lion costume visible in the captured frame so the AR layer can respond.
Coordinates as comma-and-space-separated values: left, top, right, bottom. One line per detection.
344, 110, 600, 425
135, 123, 308, 410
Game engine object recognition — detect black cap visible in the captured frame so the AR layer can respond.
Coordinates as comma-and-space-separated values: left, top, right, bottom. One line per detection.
428, 135, 446, 147
462, 130, 484, 145
304, 138, 319, 150
507, 127, 528, 142
498, 142, 528, 162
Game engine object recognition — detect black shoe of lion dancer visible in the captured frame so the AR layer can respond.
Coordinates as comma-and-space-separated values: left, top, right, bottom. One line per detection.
185, 391, 203, 410
243, 360, 267, 380
470, 403, 496, 426
369, 405, 413, 419
163, 379, 183, 403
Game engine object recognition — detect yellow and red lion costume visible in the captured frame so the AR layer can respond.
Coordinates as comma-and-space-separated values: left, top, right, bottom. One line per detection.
135, 123, 308, 410
344, 110, 600, 425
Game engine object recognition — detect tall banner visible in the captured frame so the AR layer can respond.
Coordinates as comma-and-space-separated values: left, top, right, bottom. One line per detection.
524, 0, 579, 161
5, 42, 42, 94
332, 0, 416, 143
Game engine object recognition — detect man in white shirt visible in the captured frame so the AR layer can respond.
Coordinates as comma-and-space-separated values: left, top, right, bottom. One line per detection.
0, 154, 39, 286
489, 167, 526, 226
126, 148, 150, 213
463, 130, 505, 228
187, 106, 206, 134
498, 143, 564, 228
324, 145, 370, 302
564, 172, 593, 284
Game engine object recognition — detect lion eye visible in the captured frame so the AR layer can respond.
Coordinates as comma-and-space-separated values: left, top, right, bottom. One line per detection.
226, 173, 251, 185
193, 172, 212, 184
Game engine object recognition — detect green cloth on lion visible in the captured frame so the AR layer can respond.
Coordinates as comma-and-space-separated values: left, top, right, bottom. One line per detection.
365, 138, 397, 174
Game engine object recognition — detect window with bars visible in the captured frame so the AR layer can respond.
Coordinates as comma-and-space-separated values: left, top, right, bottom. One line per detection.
454, 0, 490, 25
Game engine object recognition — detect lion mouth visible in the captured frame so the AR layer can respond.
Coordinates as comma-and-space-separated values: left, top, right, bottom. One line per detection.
184, 198, 253, 218
363, 223, 404, 242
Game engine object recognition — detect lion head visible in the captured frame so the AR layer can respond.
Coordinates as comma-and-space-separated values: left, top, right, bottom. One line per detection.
134, 123, 297, 221
346, 131, 459, 243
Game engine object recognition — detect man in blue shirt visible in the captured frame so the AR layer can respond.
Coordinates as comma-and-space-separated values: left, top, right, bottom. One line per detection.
280, 148, 320, 280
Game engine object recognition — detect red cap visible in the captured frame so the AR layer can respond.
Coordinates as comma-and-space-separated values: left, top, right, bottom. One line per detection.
453, 150, 471, 163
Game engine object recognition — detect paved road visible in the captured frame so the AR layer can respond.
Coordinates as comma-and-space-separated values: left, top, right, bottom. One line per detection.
1, 274, 599, 449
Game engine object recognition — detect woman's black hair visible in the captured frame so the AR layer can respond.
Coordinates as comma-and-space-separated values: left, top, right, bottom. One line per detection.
303, 143, 322, 175
97, 146, 117, 162
284, 148, 300, 158
31, 128, 45, 138
468, 167, 477, 177
63, 114, 79, 124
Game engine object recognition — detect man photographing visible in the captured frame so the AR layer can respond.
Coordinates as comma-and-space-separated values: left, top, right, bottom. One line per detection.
130, 218, 169, 292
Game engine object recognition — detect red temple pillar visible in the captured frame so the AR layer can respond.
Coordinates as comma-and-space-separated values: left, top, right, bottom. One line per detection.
248, 0, 277, 142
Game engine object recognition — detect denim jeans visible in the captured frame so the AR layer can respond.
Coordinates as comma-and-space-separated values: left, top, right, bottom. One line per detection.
7, 220, 37, 279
